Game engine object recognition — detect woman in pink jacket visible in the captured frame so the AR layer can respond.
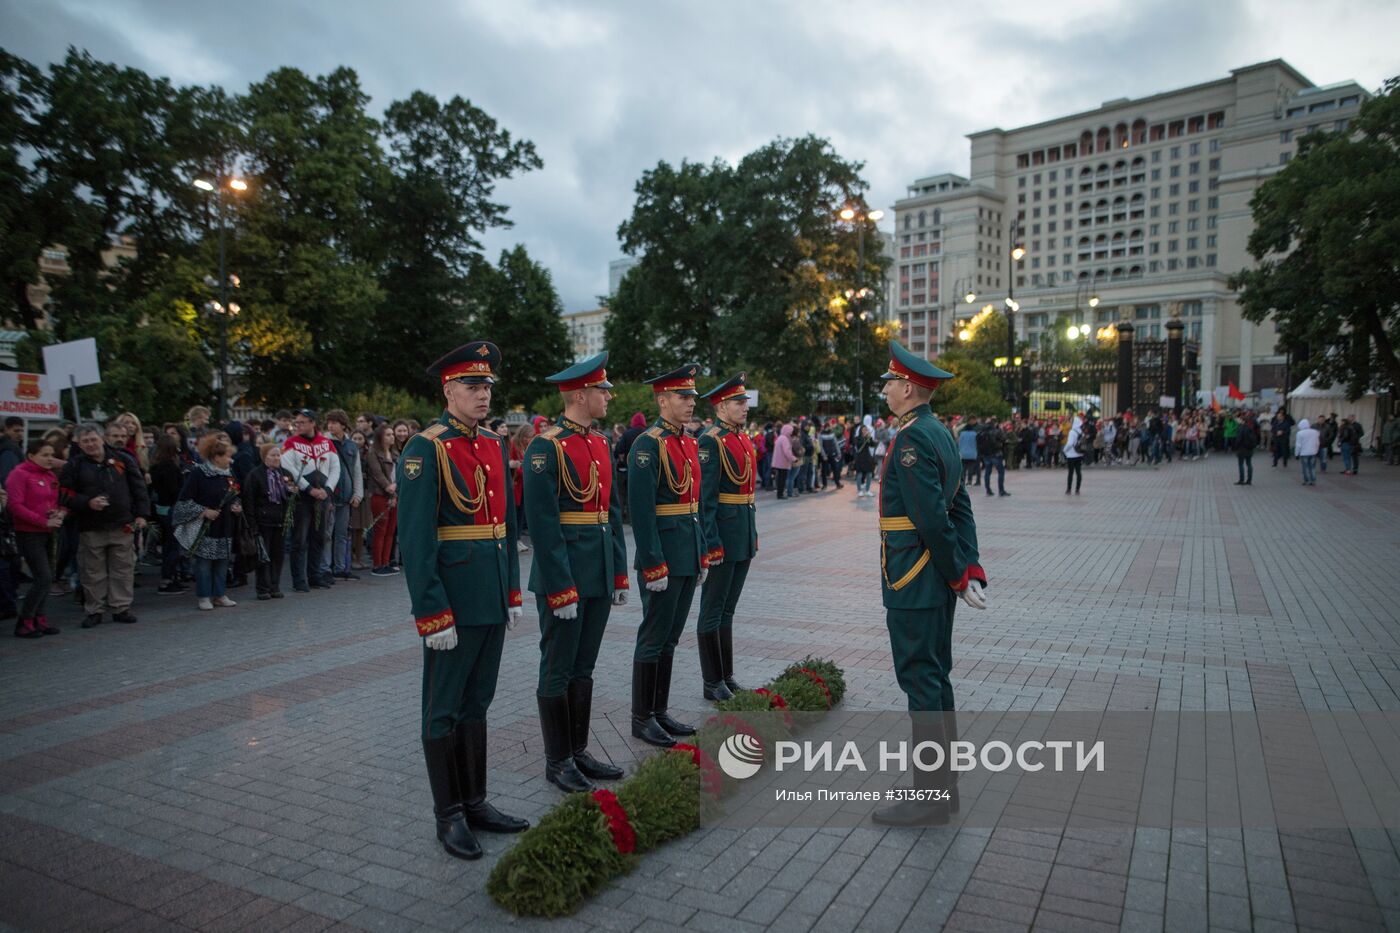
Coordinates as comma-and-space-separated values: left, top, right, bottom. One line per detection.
772, 423, 797, 500
6, 439, 66, 637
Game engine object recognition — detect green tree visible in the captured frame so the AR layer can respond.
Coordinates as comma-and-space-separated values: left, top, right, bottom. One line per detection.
928, 350, 1011, 419
1232, 77, 1400, 399
373, 91, 542, 392
466, 245, 573, 412
606, 136, 887, 407
234, 66, 385, 405
0, 50, 47, 330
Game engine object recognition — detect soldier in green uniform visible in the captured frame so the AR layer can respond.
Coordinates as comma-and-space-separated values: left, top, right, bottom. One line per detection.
628, 363, 708, 747
870, 341, 989, 827
696, 373, 759, 701
398, 341, 529, 860
523, 351, 629, 793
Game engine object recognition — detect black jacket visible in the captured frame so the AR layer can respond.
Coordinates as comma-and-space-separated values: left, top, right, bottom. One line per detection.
0, 436, 22, 484
58, 447, 151, 531
242, 464, 295, 527
176, 466, 240, 540
149, 461, 185, 509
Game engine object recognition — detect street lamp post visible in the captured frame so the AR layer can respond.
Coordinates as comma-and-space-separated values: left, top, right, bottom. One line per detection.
1003, 220, 1027, 410
194, 174, 246, 420
839, 205, 885, 421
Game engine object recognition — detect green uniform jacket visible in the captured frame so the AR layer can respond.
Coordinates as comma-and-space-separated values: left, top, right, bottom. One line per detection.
628, 419, 706, 582
522, 416, 628, 609
698, 423, 758, 565
396, 413, 522, 635
878, 404, 985, 609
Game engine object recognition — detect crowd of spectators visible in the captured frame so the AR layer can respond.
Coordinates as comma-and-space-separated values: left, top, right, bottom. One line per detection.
4, 398, 1393, 640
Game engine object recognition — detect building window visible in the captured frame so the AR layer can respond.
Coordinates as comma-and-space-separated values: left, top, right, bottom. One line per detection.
1208, 157, 1221, 171
1206, 254, 1217, 266
1189, 142, 1200, 156
1151, 150, 1161, 163
1209, 139, 1221, 152
1170, 146, 1180, 159
1279, 152, 1292, 164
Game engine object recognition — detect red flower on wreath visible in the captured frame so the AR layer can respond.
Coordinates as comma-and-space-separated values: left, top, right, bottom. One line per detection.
754, 688, 794, 730
796, 668, 833, 709
671, 743, 724, 797
754, 688, 787, 710
590, 788, 636, 854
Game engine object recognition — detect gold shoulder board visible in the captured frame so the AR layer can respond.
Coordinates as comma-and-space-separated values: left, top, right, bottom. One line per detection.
645, 425, 664, 438
539, 425, 564, 439
419, 424, 448, 440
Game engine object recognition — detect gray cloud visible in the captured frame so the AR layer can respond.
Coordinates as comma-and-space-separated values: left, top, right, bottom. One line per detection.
2, 0, 1396, 310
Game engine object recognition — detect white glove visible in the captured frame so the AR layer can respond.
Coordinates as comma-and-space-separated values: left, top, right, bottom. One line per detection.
960, 580, 987, 611
425, 627, 458, 651
554, 602, 578, 620
645, 576, 669, 593
709, 556, 723, 568
507, 606, 523, 630
612, 589, 628, 606
698, 568, 709, 585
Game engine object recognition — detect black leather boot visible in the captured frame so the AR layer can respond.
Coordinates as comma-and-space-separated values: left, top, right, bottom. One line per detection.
698, 630, 734, 701
455, 721, 529, 833
653, 654, 696, 736
719, 626, 745, 693
422, 736, 481, 860
538, 694, 593, 794
631, 661, 676, 747
871, 715, 952, 827
568, 678, 623, 779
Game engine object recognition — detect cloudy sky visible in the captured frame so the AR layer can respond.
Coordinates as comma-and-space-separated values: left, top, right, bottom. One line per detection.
3, 0, 1397, 311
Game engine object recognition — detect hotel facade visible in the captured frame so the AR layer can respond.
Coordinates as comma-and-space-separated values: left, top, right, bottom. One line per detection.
891, 60, 1369, 396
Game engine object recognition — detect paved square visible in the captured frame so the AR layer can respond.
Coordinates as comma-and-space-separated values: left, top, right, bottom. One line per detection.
2, 454, 1398, 932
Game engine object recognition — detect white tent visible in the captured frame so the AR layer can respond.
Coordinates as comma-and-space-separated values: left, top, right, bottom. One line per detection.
1287, 376, 1383, 439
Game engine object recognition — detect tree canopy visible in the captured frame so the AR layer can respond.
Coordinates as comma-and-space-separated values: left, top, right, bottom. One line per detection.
0, 47, 547, 421
1232, 76, 1400, 399
604, 135, 892, 412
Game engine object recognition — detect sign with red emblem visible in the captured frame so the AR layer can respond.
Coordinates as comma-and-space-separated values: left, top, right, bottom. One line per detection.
0, 372, 61, 418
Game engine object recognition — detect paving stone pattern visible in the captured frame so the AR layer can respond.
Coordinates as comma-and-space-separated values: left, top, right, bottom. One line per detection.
1, 454, 1398, 932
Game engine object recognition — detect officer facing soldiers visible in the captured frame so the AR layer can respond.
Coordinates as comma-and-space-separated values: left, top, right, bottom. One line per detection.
628, 363, 708, 747
523, 352, 629, 794
870, 341, 989, 828
696, 373, 758, 701
397, 341, 529, 860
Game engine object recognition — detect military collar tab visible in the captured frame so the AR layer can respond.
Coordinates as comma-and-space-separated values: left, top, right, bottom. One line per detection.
718, 418, 744, 432
658, 417, 683, 435
447, 415, 478, 437
559, 416, 591, 434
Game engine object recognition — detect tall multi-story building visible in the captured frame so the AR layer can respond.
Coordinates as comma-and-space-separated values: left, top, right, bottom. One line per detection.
608, 257, 640, 297
564, 306, 610, 362
893, 60, 1369, 394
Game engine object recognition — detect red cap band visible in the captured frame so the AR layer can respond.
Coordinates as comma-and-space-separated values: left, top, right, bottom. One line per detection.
887, 357, 944, 390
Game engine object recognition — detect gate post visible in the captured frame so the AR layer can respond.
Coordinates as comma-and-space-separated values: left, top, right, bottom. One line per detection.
1165, 319, 1185, 412
1116, 321, 1135, 416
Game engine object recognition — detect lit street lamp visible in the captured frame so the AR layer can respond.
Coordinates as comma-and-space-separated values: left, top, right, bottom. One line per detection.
193, 172, 247, 420
838, 204, 884, 421
1004, 219, 1027, 411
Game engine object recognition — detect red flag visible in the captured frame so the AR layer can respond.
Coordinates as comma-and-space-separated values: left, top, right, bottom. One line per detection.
1227, 380, 1246, 401
1210, 391, 1221, 412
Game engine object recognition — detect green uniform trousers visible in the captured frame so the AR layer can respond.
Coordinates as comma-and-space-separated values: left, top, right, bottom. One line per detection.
421, 624, 506, 741
634, 573, 698, 662
697, 558, 751, 635
885, 603, 956, 713
537, 594, 611, 696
